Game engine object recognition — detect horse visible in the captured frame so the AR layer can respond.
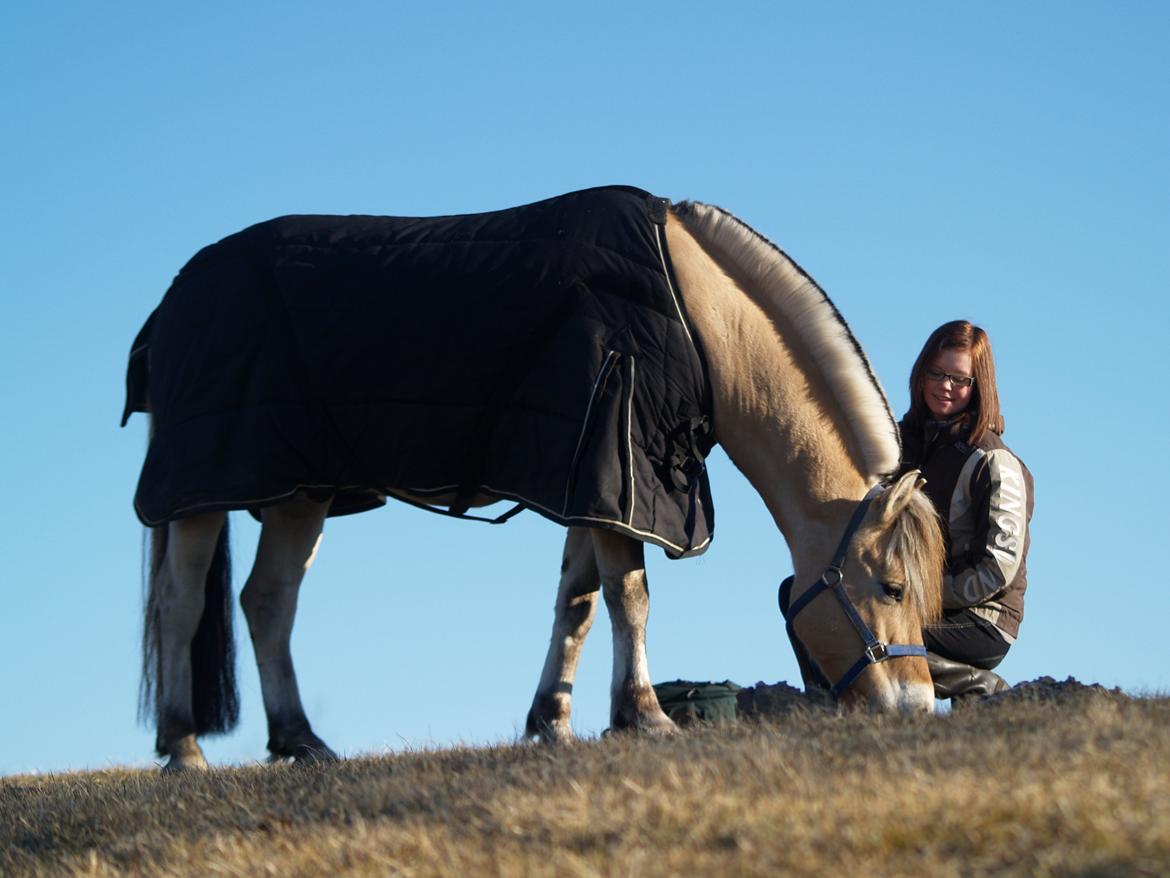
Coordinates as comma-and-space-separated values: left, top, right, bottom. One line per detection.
124, 186, 944, 772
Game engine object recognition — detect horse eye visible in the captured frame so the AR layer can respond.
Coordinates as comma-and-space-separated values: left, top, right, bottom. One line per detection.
882, 582, 905, 602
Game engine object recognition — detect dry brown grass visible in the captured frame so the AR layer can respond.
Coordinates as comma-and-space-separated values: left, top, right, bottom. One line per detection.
4, 690, 1169, 877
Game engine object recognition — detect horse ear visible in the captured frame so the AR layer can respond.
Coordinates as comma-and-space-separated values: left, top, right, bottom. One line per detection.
875, 470, 926, 523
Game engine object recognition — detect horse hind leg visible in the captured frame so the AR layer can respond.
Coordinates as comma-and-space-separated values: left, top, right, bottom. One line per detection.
152, 511, 230, 773
239, 493, 338, 764
592, 528, 675, 736
526, 527, 602, 743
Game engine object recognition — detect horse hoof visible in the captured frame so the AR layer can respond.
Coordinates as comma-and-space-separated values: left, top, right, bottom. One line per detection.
160, 736, 209, 773
526, 708, 575, 745
608, 711, 678, 738
268, 740, 340, 765
526, 696, 577, 745
645, 717, 680, 736
294, 743, 340, 764
529, 721, 575, 746
160, 753, 209, 774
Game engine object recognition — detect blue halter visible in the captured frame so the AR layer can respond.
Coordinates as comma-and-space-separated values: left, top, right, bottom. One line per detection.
779, 484, 928, 699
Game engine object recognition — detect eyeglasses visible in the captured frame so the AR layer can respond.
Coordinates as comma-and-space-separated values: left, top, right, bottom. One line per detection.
925, 367, 975, 388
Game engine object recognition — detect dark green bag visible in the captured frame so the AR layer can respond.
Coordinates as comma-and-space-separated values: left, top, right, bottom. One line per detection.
653, 679, 741, 725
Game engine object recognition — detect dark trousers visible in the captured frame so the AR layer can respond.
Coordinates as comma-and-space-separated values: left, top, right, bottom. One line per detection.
923, 609, 1010, 670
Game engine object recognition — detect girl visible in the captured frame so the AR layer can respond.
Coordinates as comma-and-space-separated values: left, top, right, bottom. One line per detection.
900, 320, 1034, 700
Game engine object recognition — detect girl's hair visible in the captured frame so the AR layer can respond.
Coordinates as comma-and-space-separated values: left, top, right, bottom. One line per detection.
906, 320, 1004, 443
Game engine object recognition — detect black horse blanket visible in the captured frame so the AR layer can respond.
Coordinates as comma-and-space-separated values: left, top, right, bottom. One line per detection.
123, 186, 715, 557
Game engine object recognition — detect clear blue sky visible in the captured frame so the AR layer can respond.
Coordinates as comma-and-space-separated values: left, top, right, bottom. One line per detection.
3, 3, 1167, 775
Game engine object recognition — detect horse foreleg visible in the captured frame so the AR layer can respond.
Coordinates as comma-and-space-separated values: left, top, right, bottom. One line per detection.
593, 528, 675, 735
239, 494, 337, 764
157, 511, 227, 773
526, 527, 601, 743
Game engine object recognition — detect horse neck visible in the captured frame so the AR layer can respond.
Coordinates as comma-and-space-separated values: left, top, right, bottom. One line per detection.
665, 215, 877, 563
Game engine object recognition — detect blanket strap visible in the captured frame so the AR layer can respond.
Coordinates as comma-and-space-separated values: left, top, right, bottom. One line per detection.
388, 491, 526, 525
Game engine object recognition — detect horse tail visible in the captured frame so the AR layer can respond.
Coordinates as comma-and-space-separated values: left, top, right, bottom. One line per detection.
140, 441, 239, 740
189, 519, 239, 735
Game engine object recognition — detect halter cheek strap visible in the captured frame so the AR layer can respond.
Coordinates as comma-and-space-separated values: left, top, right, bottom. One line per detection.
780, 484, 928, 699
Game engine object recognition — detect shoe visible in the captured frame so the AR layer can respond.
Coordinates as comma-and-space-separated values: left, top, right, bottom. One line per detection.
926, 652, 1009, 704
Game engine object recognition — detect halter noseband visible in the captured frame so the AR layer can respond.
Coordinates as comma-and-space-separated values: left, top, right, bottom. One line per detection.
779, 483, 928, 699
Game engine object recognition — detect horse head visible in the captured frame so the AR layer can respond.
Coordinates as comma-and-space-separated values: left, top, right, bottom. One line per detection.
786, 470, 945, 713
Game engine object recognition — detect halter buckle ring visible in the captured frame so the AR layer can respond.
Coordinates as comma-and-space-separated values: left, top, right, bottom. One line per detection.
865, 642, 889, 663
821, 567, 844, 587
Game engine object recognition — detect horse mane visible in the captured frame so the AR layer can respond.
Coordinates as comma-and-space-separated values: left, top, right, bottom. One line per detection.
671, 200, 901, 481
881, 490, 945, 624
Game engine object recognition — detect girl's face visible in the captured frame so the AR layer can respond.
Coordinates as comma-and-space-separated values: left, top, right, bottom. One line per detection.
923, 347, 975, 420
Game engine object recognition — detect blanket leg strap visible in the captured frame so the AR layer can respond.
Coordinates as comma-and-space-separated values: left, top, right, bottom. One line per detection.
386, 490, 526, 525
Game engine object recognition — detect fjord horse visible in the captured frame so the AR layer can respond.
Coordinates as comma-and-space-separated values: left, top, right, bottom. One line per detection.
525, 202, 944, 741
134, 196, 943, 771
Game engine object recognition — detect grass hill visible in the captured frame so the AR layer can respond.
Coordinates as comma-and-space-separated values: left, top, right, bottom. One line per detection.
4, 686, 1168, 877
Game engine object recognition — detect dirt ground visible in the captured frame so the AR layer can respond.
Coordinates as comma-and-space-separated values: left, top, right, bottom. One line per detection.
734, 676, 1127, 720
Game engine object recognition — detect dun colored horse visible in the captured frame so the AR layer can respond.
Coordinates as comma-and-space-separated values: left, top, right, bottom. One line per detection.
127, 190, 943, 771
